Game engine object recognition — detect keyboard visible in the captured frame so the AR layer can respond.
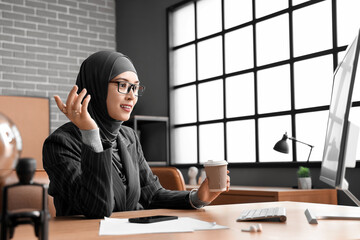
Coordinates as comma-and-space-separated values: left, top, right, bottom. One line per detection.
236, 207, 287, 222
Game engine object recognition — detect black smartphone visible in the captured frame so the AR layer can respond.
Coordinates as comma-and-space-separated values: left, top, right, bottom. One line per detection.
128, 215, 178, 224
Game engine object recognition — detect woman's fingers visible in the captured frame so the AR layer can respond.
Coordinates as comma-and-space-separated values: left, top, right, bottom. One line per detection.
81, 94, 91, 114
54, 95, 67, 114
54, 95, 63, 109
55, 85, 81, 117
73, 88, 87, 113
66, 85, 78, 112
53, 86, 97, 130
226, 175, 230, 191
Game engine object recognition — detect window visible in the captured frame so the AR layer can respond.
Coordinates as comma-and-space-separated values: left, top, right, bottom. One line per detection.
168, 0, 360, 165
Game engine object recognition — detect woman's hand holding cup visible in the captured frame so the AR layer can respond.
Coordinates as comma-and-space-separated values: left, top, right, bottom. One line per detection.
197, 160, 230, 203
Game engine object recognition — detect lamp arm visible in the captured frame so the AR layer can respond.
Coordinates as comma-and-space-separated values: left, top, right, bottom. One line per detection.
288, 137, 314, 163
288, 137, 314, 148
306, 145, 314, 163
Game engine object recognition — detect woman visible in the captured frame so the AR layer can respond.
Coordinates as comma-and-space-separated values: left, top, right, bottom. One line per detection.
43, 51, 230, 218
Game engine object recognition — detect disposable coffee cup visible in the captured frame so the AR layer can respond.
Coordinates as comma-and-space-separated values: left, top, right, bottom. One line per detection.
203, 160, 228, 192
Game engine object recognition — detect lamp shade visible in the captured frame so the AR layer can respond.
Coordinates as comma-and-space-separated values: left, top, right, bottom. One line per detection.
273, 133, 289, 154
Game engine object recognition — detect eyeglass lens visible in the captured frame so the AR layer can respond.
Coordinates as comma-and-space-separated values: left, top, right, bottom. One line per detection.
117, 81, 144, 96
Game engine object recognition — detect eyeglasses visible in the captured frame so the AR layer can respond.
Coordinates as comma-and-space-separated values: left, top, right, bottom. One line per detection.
109, 81, 145, 97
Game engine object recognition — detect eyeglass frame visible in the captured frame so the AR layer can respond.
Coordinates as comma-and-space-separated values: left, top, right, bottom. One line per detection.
109, 80, 145, 97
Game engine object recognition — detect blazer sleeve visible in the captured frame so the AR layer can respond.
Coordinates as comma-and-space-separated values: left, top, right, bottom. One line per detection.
137, 156, 192, 210
42, 123, 114, 218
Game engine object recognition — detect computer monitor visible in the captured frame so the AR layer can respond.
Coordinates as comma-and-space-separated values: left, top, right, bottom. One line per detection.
320, 28, 360, 206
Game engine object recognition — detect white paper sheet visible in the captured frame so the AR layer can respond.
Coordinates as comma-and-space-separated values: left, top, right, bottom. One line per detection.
99, 217, 229, 236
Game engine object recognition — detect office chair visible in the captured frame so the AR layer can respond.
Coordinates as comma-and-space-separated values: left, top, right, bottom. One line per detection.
150, 167, 186, 191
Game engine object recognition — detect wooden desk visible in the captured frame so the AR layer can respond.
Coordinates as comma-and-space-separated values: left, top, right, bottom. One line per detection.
187, 185, 338, 205
11, 201, 360, 240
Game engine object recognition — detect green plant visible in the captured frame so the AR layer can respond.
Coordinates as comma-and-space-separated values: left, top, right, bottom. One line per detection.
297, 166, 310, 178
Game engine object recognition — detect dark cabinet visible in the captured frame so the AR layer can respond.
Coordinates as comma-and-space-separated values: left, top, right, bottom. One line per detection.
124, 115, 169, 166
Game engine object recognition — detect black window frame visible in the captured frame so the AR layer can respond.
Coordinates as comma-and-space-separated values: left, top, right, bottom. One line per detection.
166, 0, 358, 168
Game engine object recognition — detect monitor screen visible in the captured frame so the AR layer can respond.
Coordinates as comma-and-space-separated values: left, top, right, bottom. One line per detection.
320, 30, 360, 189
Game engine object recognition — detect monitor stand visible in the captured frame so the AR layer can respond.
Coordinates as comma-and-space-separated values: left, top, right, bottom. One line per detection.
309, 122, 360, 224
305, 188, 360, 224
343, 188, 360, 207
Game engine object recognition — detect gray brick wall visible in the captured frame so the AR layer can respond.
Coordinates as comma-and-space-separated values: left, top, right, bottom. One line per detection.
0, 0, 116, 132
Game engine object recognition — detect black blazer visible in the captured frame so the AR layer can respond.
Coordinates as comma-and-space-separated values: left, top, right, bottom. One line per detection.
43, 122, 191, 218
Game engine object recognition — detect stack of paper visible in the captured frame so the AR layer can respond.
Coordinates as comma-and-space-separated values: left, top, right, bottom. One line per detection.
99, 217, 228, 236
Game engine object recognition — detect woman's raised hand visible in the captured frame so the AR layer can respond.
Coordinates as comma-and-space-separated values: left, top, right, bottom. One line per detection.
54, 85, 98, 130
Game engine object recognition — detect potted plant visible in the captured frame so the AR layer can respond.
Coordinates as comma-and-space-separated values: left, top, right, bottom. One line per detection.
297, 166, 312, 189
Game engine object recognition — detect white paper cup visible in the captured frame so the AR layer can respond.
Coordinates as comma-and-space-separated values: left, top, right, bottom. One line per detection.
203, 160, 228, 192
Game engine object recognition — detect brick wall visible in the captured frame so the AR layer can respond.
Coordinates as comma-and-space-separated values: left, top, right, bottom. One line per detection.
0, 0, 116, 132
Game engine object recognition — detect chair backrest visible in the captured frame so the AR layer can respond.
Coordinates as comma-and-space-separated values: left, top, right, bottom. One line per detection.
150, 167, 186, 191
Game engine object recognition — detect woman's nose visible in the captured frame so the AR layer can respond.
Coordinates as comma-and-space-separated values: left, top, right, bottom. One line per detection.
126, 88, 136, 99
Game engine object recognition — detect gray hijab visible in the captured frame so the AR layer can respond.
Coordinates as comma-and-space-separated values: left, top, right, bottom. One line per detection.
76, 51, 137, 143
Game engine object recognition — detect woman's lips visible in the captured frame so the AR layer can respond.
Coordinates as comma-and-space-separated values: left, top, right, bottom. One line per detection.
120, 104, 132, 112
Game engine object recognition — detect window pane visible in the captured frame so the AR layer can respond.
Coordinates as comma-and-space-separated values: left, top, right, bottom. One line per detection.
197, 0, 222, 38
225, 26, 253, 73
198, 80, 223, 121
226, 73, 255, 118
293, 1, 332, 57
349, 107, 360, 160
172, 3, 195, 46
257, 65, 291, 114
256, 14, 289, 66
198, 37, 223, 80
199, 123, 224, 163
338, 50, 348, 66
169, 0, 350, 166
255, 0, 288, 18
296, 111, 328, 162
258, 115, 292, 162
337, 0, 360, 46
227, 120, 256, 163
171, 126, 197, 164
294, 55, 333, 109
224, 0, 252, 29
172, 45, 196, 86
172, 86, 197, 124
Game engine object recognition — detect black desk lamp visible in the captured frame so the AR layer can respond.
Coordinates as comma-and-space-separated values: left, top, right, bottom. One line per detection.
1, 158, 49, 240
273, 132, 314, 162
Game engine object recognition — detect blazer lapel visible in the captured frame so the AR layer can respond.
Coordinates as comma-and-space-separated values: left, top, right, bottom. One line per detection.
117, 133, 140, 210
111, 164, 127, 211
